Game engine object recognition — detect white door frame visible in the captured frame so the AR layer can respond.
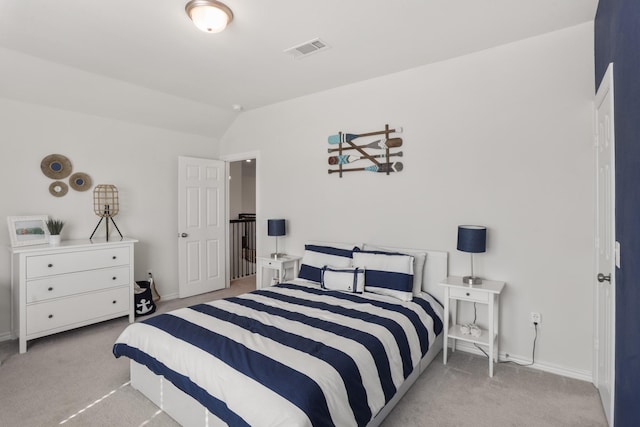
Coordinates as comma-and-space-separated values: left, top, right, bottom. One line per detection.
220, 150, 260, 288
594, 62, 615, 427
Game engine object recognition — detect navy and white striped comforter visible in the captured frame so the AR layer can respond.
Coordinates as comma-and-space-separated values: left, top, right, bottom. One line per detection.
113, 281, 443, 427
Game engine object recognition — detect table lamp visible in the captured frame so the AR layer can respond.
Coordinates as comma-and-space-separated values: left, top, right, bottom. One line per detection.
457, 225, 486, 285
90, 184, 123, 241
268, 219, 286, 259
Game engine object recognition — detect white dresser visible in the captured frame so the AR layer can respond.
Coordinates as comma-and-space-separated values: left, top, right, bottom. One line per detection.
10, 238, 137, 353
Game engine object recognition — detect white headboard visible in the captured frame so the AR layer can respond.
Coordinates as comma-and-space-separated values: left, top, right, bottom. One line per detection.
421, 250, 449, 303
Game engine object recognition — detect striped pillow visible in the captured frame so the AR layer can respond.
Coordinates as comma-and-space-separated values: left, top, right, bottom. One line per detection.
352, 250, 415, 301
363, 244, 427, 296
321, 266, 365, 293
298, 244, 355, 283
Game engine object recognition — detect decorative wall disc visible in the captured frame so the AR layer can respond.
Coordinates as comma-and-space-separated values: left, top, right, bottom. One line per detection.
49, 181, 69, 197
69, 172, 92, 191
41, 154, 72, 179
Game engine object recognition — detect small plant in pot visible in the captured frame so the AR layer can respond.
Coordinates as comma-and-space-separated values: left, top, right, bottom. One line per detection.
46, 218, 65, 246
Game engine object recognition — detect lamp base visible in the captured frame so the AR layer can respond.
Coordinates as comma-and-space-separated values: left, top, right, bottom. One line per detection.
271, 252, 286, 259
462, 275, 482, 285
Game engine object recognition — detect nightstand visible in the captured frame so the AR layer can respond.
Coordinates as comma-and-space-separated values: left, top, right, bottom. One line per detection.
439, 276, 505, 377
256, 255, 301, 289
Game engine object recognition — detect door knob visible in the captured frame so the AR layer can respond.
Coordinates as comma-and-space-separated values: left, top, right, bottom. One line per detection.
180, 233, 188, 238
597, 273, 611, 283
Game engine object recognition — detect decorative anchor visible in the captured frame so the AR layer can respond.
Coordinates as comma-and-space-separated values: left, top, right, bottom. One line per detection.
136, 298, 154, 315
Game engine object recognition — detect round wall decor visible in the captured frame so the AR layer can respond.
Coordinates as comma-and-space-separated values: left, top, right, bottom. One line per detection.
69, 172, 92, 191
41, 154, 72, 179
49, 181, 69, 197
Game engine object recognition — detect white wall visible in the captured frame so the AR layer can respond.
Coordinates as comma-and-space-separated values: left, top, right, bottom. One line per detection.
229, 161, 243, 220
229, 160, 256, 219
241, 161, 256, 215
0, 98, 218, 339
221, 24, 596, 377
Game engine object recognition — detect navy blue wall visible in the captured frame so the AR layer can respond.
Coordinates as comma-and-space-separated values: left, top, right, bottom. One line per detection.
595, 0, 640, 425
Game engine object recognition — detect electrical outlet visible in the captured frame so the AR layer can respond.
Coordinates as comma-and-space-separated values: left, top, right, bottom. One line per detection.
530, 312, 541, 326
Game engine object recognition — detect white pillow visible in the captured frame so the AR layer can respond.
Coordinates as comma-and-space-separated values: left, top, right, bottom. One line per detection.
298, 244, 355, 283
321, 266, 365, 293
353, 250, 414, 301
363, 244, 427, 296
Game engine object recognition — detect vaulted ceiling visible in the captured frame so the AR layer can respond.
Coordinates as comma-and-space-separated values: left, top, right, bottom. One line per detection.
0, 1, 598, 138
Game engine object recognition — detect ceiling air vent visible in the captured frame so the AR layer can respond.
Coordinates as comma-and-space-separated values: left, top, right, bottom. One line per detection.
284, 38, 330, 59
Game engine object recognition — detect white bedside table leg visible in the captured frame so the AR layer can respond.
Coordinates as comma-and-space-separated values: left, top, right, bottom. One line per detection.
488, 297, 495, 377
494, 294, 500, 363
451, 298, 457, 353
443, 288, 450, 365
257, 263, 263, 290
293, 260, 300, 279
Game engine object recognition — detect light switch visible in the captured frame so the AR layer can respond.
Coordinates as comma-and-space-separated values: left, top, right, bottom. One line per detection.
615, 241, 621, 268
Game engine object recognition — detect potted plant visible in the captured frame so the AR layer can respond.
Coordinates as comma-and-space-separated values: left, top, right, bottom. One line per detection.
46, 218, 65, 246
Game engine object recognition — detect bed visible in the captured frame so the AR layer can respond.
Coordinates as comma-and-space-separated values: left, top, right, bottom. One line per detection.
113, 245, 448, 427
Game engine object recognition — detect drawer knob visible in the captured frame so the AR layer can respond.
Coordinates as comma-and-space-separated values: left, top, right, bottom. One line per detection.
466, 292, 470, 296
48, 263, 53, 268
112, 277, 117, 280
48, 314, 53, 319
112, 300, 117, 304
48, 287, 53, 291
112, 256, 117, 260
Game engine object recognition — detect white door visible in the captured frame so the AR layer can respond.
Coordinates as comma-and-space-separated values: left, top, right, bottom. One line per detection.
178, 156, 226, 298
594, 62, 615, 426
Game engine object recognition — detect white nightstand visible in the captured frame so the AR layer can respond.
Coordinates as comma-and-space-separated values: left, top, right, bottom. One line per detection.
256, 255, 301, 289
439, 276, 505, 377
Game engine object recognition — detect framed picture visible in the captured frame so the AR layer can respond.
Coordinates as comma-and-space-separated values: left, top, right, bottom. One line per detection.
7, 215, 50, 247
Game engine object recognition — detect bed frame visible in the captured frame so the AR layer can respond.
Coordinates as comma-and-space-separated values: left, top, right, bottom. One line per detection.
130, 248, 448, 427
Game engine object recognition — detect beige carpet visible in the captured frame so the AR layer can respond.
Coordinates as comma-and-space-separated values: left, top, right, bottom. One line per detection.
0, 277, 607, 427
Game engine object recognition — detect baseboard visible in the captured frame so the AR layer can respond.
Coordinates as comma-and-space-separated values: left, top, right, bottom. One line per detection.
0, 331, 14, 343
449, 341, 593, 383
159, 292, 179, 301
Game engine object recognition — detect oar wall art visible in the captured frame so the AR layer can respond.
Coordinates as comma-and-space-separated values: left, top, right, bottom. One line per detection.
327, 124, 403, 178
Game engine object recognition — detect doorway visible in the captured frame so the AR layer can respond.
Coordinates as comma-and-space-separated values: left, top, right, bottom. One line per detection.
229, 159, 257, 280
222, 151, 259, 289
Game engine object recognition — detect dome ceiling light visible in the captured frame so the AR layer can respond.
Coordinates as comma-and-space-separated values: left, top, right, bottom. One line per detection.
185, 0, 234, 33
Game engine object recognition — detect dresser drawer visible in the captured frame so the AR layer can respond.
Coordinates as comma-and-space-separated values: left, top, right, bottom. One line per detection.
449, 287, 489, 303
26, 286, 130, 336
26, 246, 130, 279
27, 266, 131, 303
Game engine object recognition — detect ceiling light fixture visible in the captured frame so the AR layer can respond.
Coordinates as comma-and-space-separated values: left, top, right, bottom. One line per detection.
185, 0, 233, 33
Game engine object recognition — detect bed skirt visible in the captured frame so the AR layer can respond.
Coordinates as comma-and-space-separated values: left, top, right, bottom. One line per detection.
130, 334, 443, 427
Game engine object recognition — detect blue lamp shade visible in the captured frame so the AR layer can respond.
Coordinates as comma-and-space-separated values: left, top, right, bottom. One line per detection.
267, 219, 286, 237
268, 219, 286, 259
457, 225, 487, 254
